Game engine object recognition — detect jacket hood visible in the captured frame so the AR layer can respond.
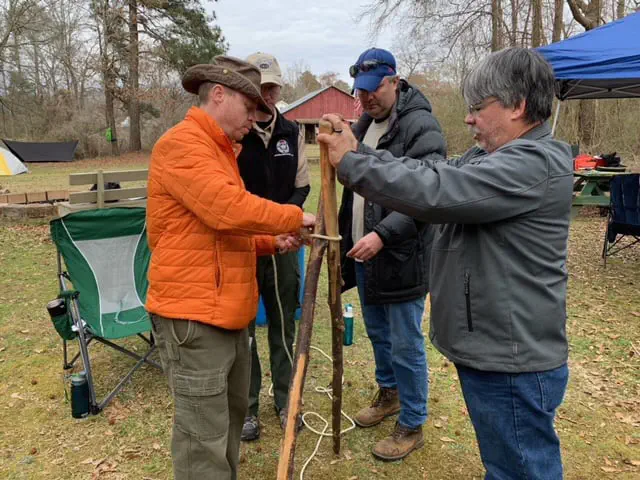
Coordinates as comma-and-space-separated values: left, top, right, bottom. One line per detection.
395, 79, 433, 118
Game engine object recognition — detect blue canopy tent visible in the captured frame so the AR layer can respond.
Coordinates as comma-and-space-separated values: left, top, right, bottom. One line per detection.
538, 12, 640, 101
537, 12, 640, 132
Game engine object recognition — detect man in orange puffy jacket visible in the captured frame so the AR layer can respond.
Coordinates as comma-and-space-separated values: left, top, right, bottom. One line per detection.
146, 55, 315, 480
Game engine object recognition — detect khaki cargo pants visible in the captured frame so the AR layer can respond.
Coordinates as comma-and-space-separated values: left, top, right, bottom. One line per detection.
151, 314, 250, 480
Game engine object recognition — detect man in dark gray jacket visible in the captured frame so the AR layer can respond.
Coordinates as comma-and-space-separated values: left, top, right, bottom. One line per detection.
319, 48, 572, 479
339, 48, 446, 462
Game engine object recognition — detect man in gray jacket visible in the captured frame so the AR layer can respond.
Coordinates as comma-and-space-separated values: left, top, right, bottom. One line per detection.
319, 47, 572, 479
338, 48, 446, 461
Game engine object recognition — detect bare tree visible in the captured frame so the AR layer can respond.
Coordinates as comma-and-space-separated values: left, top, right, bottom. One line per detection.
531, 0, 546, 46
491, 0, 504, 51
92, 0, 123, 156
391, 27, 440, 78
566, 0, 603, 148
552, 0, 564, 41
567, 0, 603, 29
128, 0, 140, 150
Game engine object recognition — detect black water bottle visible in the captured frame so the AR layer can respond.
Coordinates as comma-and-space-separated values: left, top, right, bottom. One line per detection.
70, 372, 90, 419
46, 297, 76, 340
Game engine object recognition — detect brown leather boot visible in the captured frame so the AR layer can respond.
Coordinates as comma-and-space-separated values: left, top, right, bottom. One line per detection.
371, 422, 424, 461
354, 387, 401, 428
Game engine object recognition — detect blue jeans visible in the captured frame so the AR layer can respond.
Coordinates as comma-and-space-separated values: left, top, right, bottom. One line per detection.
456, 363, 569, 480
354, 262, 428, 429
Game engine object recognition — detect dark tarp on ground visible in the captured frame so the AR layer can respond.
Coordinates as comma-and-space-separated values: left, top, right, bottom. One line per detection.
537, 11, 640, 100
2, 139, 78, 163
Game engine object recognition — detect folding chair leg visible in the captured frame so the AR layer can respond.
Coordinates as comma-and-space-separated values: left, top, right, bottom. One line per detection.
94, 337, 162, 370
63, 339, 73, 370
602, 232, 608, 267
97, 344, 157, 412
70, 299, 100, 414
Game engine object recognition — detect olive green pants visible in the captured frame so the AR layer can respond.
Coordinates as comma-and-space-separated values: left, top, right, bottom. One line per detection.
248, 252, 299, 416
151, 314, 250, 480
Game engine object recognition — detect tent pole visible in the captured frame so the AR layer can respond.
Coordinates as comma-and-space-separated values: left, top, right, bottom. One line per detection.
551, 100, 562, 135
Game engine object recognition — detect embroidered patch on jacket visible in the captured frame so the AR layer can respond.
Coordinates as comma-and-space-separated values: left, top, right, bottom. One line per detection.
276, 139, 290, 154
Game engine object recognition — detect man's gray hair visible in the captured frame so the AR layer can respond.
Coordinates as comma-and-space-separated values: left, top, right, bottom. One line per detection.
462, 47, 555, 124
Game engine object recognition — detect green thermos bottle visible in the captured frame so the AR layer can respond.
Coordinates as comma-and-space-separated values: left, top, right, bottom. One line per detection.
70, 372, 90, 419
343, 304, 354, 346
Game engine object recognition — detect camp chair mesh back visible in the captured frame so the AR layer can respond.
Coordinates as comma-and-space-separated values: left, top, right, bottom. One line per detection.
50, 207, 159, 414
602, 174, 640, 266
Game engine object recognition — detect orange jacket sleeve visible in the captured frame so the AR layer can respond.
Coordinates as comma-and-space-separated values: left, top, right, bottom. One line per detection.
157, 133, 303, 236
255, 235, 276, 256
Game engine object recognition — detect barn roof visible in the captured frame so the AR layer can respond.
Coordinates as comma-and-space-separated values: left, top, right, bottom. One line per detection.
281, 86, 333, 114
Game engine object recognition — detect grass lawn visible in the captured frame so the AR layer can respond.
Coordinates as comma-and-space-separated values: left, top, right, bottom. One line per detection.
0, 155, 639, 479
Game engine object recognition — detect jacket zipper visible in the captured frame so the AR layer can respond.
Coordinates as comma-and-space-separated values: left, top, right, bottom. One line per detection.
464, 272, 473, 332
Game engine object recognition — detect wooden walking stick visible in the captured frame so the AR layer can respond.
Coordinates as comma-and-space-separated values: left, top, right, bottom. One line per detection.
319, 119, 344, 455
277, 119, 344, 478
277, 197, 327, 480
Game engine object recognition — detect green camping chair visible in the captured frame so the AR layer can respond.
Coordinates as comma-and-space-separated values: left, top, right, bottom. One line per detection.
49, 207, 159, 414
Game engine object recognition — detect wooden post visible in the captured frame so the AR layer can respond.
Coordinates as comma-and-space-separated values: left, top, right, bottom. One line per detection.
96, 170, 104, 209
277, 120, 344, 478
319, 119, 343, 455
277, 198, 327, 480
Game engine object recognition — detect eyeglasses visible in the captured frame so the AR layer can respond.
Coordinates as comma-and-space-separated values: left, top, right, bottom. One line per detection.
349, 60, 395, 78
467, 98, 499, 115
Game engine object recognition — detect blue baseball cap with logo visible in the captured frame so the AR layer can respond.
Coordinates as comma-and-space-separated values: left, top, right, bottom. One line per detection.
350, 48, 397, 92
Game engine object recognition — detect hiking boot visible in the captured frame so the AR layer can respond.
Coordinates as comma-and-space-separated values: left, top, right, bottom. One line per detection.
241, 415, 260, 442
278, 407, 304, 432
354, 387, 401, 428
371, 422, 424, 461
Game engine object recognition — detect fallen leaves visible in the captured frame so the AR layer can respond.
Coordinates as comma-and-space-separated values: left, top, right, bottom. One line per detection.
439, 436, 456, 443
91, 458, 118, 479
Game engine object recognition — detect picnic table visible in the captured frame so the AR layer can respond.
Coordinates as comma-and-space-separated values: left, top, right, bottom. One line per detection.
572, 170, 626, 207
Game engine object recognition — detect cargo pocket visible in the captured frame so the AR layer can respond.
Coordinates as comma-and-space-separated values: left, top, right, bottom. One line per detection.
173, 368, 227, 441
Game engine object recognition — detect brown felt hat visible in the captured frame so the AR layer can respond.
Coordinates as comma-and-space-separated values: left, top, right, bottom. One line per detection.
182, 55, 271, 114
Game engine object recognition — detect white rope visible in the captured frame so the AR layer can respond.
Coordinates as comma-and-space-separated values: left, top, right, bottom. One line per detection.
268, 254, 356, 480
272, 254, 294, 366
308, 233, 342, 242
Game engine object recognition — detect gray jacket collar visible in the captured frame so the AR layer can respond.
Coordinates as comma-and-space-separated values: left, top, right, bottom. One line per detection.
520, 121, 552, 141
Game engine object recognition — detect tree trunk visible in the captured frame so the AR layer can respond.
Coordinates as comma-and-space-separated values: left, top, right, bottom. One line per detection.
531, 0, 545, 47
104, 69, 120, 157
0, 51, 6, 136
128, 0, 141, 151
616, 0, 625, 18
491, 0, 503, 51
567, 0, 602, 148
510, 0, 518, 46
33, 43, 40, 99
12, 33, 21, 76
553, 0, 564, 42
98, 0, 119, 156
578, 100, 597, 148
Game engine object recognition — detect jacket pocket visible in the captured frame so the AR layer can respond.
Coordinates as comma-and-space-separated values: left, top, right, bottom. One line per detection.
464, 271, 473, 332
375, 239, 423, 294
213, 241, 222, 291
173, 368, 227, 441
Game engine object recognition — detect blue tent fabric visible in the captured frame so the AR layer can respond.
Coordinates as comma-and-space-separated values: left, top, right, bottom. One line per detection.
537, 12, 640, 100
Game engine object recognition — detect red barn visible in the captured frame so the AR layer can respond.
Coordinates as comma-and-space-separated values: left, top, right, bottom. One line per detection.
282, 86, 359, 143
